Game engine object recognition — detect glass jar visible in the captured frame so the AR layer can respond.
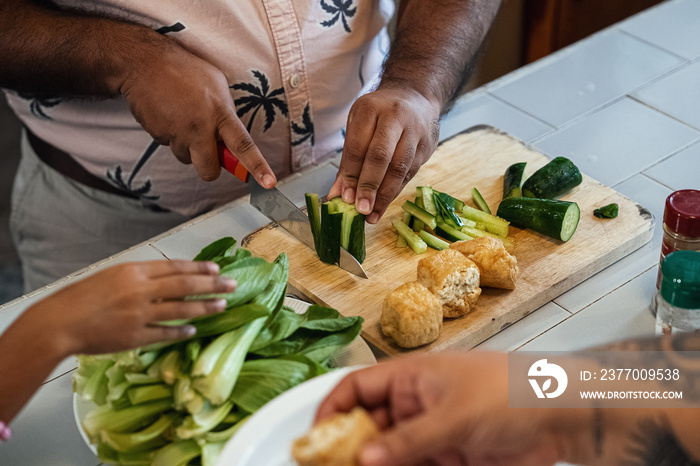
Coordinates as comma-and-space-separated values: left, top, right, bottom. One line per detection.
651, 189, 700, 316
655, 250, 700, 335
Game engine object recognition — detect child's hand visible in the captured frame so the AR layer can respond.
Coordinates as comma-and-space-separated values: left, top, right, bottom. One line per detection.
27, 260, 235, 356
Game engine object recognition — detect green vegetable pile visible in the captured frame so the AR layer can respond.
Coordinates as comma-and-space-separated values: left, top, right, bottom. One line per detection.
392, 185, 512, 255
73, 237, 363, 466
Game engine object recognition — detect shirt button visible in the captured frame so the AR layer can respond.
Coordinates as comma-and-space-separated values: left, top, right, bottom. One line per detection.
289, 73, 302, 89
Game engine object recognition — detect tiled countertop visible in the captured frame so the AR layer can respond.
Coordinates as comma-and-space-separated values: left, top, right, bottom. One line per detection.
2, 0, 698, 463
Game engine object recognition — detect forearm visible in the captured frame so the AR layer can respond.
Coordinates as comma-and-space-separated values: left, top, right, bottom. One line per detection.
0, 305, 68, 423
380, 0, 500, 113
0, 0, 176, 96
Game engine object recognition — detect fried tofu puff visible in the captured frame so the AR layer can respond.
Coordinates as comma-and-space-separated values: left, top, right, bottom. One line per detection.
449, 236, 519, 290
292, 407, 379, 466
417, 249, 481, 318
381, 281, 442, 348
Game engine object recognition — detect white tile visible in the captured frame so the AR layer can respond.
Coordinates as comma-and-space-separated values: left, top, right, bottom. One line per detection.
475, 302, 570, 352
440, 92, 554, 143
644, 139, 700, 191
533, 98, 700, 187
518, 268, 658, 352
3, 373, 99, 466
151, 203, 270, 260
554, 174, 672, 314
633, 60, 700, 131
490, 30, 684, 127
621, 0, 700, 60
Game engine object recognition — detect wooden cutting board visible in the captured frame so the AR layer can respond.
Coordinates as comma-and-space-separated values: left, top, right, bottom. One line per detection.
242, 126, 654, 355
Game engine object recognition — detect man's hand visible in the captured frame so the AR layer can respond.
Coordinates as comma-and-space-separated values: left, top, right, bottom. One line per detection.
316, 353, 574, 466
120, 44, 277, 187
328, 87, 440, 224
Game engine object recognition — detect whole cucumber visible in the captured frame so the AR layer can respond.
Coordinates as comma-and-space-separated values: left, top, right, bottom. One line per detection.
522, 157, 582, 199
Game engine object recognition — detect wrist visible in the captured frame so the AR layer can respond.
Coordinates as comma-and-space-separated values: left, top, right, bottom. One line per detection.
20, 301, 76, 361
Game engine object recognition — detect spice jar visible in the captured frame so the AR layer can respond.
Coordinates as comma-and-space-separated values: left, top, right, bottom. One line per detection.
655, 250, 700, 335
652, 189, 700, 316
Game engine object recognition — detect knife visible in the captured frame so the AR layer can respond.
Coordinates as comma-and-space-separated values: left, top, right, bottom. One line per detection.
217, 143, 368, 279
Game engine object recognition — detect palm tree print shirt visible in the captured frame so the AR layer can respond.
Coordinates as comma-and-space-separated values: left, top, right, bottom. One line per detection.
3, 0, 394, 216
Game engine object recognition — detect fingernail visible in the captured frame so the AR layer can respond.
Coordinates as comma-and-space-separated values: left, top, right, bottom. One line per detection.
342, 188, 356, 203
357, 199, 371, 214
205, 262, 220, 274
183, 325, 196, 337
220, 277, 237, 289
212, 298, 227, 310
359, 444, 388, 465
262, 174, 275, 188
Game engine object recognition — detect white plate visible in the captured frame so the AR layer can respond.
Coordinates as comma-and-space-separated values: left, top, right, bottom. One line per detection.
73, 297, 376, 456
215, 366, 361, 466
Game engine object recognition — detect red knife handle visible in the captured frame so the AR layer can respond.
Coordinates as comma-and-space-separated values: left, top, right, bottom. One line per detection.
217, 142, 250, 183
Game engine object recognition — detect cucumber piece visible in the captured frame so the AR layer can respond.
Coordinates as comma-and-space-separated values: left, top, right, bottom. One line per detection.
436, 222, 474, 242
471, 187, 491, 214
419, 230, 450, 250
433, 192, 464, 228
345, 209, 366, 263
392, 220, 428, 254
396, 212, 412, 248
401, 200, 437, 230
522, 157, 582, 199
317, 197, 366, 264
420, 186, 438, 216
305, 193, 321, 253
412, 195, 426, 232
503, 162, 526, 200
319, 202, 342, 264
459, 205, 510, 237
593, 203, 619, 219
497, 197, 580, 242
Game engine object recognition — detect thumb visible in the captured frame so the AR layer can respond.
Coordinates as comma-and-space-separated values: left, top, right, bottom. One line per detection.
359, 410, 458, 466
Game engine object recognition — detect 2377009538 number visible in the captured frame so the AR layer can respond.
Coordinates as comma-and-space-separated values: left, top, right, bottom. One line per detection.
599, 368, 680, 381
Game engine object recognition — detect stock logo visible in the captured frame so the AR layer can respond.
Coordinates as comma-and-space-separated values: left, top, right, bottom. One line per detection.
528, 359, 568, 399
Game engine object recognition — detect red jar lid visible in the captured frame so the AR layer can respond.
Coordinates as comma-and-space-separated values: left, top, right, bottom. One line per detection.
664, 189, 700, 238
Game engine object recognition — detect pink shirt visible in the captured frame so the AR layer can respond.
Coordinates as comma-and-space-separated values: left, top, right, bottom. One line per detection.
4, 0, 394, 216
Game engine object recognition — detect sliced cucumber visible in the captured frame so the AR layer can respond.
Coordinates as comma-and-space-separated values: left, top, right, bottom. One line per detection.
412, 195, 426, 232
503, 162, 526, 200
460, 226, 514, 249
305, 193, 321, 252
471, 187, 491, 214
436, 221, 474, 242
392, 219, 427, 254
420, 186, 438, 216
522, 157, 582, 199
313, 196, 366, 264
497, 197, 580, 242
459, 205, 510, 237
401, 200, 437, 230
419, 230, 450, 250
319, 201, 342, 264
396, 211, 412, 248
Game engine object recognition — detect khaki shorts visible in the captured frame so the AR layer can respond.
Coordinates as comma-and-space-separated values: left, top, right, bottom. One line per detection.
10, 130, 189, 293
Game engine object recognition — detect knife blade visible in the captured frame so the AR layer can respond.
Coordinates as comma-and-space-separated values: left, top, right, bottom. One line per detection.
218, 143, 368, 279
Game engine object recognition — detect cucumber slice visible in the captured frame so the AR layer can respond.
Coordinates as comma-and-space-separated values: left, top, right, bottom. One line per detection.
412, 195, 426, 232
392, 219, 428, 254
497, 197, 580, 242
396, 212, 412, 248
319, 202, 342, 264
305, 193, 321, 253
471, 187, 491, 214
401, 200, 437, 230
459, 205, 510, 237
419, 230, 450, 250
522, 157, 582, 199
460, 226, 514, 249
420, 186, 438, 216
436, 222, 474, 242
503, 162, 526, 200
